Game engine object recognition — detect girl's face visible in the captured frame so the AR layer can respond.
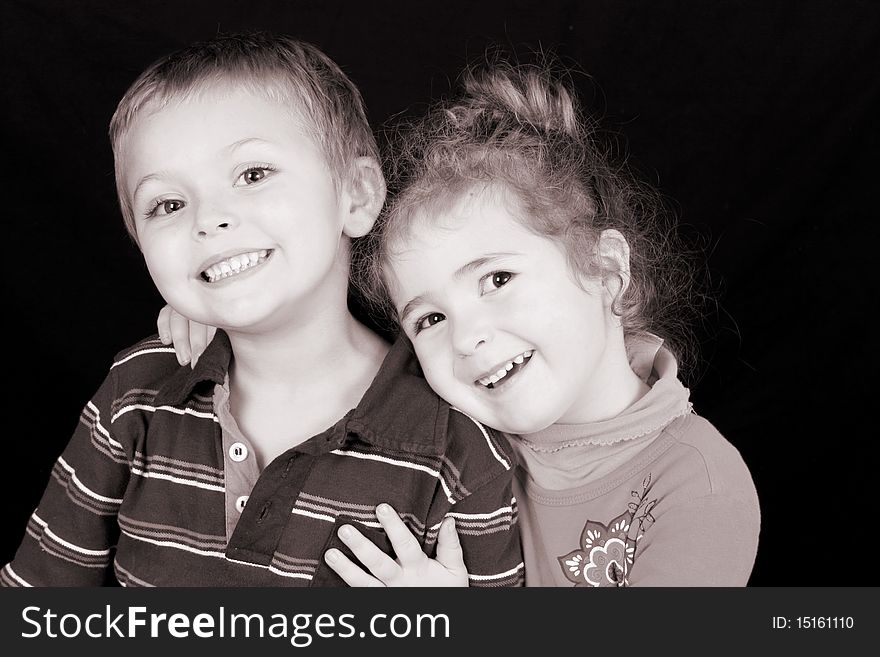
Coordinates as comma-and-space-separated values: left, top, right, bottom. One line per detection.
386, 186, 634, 435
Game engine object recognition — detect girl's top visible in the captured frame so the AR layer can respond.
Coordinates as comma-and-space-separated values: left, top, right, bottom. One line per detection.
510, 337, 760, 586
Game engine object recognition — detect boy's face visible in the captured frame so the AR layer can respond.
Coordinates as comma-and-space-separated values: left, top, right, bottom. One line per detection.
386, 187, 620, 435
122, 86, 355, 334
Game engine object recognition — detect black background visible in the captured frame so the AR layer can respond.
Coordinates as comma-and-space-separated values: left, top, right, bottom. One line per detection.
1, 0, 876, 586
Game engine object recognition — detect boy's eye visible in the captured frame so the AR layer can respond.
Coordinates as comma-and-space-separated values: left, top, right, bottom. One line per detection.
479, 270, 514, 294
237, 166, 274, 185
146, 198, 186, 218
415, 312, 446, 333
162, 200, 185, 214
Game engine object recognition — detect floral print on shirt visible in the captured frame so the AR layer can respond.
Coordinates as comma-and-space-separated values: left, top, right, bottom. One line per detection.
557, 474, 657, 587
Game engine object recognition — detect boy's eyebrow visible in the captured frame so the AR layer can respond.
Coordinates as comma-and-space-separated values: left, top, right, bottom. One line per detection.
398, 252, 518, 324
131, 138, 274, 200
227, 137, 272, 153
132, 172, 168, 201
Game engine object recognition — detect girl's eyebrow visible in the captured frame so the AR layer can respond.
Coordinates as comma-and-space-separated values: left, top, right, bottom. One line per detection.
399, 295, 429, 326
452, 252, 518, 279
398, 252, 519, 323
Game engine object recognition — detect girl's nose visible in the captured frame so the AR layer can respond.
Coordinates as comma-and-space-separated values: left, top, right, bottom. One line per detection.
453, 320, 493, 357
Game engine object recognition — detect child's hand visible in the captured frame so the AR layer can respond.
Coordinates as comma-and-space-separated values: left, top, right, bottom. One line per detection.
156, 304, 217, 368
324, 503, 469, 587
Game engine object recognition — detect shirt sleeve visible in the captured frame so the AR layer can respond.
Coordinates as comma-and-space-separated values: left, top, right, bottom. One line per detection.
0, 368, 130, 587
448, 468, 524, 587
627, 493, 760, 586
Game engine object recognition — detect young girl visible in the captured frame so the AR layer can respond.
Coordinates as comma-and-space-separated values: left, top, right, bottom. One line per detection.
162, 60, 760, 587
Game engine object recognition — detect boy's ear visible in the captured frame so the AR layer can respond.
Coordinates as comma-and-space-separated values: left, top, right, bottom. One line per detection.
341, 156, 386, 238
596, 229, 631, 302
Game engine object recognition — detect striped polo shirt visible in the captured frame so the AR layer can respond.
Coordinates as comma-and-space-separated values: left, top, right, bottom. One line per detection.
1, 332, 523, 587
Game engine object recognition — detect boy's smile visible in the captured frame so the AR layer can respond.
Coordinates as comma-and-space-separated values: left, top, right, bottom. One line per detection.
387, 184, 641, 435
197, 248, 273, 284
121, 86, 355, 335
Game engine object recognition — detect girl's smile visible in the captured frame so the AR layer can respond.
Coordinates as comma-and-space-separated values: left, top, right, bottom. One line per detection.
386, 184, 643, 435
475, 349, 534, 388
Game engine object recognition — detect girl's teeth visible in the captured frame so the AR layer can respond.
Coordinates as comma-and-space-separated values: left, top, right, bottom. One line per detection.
478, 350, 534, 388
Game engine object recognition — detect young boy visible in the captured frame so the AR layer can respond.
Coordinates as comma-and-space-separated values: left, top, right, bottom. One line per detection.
0, 32, 522, 587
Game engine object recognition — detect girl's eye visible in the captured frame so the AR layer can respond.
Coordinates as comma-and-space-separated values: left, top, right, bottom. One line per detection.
415, 312, 446, 333
146, 198, 186, 218
237, 166, 274, 185
480, 270, 514, 294
491, 271, 512, 288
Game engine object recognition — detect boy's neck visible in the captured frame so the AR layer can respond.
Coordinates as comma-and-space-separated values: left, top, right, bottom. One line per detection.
225, 309, 386, 387
222, 308, 389, 467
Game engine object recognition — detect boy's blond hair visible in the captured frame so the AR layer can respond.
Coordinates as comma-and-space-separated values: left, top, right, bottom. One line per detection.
109, 32, 379, 241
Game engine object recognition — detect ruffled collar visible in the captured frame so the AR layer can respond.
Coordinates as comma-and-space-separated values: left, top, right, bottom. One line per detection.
516, 335, 692, 451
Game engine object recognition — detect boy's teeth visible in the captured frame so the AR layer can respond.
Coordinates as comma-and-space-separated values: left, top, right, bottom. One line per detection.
514, 354, 524, 364
203, 250, 269, 282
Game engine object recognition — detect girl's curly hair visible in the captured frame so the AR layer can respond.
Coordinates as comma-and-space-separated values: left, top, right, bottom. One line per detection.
353, 56, 706, 378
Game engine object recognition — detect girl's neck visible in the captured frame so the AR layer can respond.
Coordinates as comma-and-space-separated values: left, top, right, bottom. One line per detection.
559, 333, 650, 425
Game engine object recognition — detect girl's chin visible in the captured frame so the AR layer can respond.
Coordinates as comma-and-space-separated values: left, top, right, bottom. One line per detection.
466, 408, 556, 436
501, 422, 555, 436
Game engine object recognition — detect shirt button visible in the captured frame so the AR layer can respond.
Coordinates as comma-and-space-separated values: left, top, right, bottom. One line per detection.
229, 442, 249, 462
235, 495, 249, 512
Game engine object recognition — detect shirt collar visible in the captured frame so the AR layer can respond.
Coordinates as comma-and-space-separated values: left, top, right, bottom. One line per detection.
153, 330, 232, 406
153, 331, 448, 456
344, 336, 448, 455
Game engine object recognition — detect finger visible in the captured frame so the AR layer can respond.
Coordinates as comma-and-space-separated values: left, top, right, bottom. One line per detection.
435, 517, 468, 577
324, 549, 384, 588
336, 524, 401, 584
376, 504, 424, 567
168, 311, 192, 365
188, 323, 214, 369
156, 305, 173, 344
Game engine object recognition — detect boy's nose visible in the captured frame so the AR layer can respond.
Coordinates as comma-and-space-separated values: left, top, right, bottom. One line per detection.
192, 200, 239, 238
195, 220, 231, 238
